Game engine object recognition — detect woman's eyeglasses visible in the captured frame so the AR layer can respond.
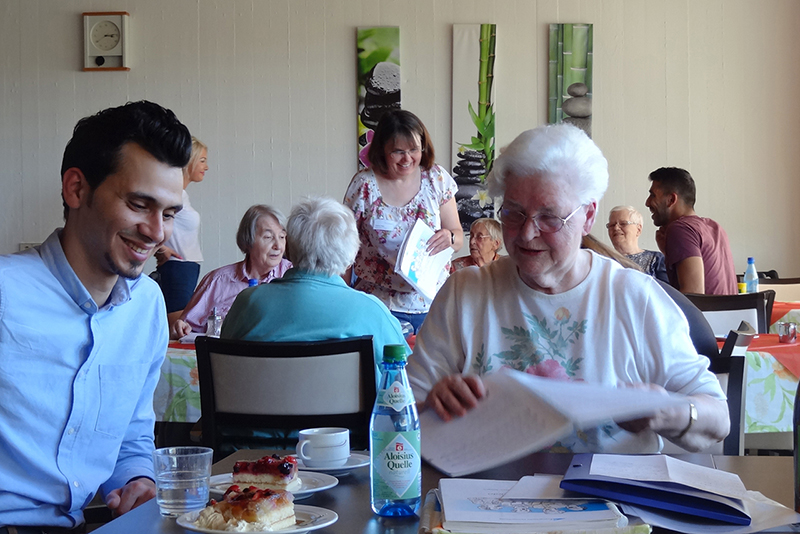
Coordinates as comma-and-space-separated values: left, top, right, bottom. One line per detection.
605, 221, 637, 229
389, 148, 423, 158
499, 204, 584, 233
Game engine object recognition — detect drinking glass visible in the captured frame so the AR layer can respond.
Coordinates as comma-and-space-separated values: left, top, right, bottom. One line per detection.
152, 446, 213, 517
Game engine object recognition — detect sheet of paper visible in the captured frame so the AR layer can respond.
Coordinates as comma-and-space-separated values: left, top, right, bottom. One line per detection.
589, 454, 747, 499
396, 219, 452, 301
501, 475, 569, 500
622, 491, 800, 534
505, 372, 687, 429
179, 331, 201, 344
420, 371, 572, 477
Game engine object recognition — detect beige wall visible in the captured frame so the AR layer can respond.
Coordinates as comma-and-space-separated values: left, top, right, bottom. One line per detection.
2, 0, 799, 278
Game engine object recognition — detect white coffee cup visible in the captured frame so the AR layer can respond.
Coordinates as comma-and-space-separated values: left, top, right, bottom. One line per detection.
295, 427, 350, 468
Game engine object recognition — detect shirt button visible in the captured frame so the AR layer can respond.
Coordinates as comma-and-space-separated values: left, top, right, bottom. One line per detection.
83, 302, 91, 309
73, 481, 80, 488
67, 428, 75, 435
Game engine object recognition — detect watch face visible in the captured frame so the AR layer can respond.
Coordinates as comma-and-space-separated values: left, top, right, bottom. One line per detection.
91, 20, 121, 52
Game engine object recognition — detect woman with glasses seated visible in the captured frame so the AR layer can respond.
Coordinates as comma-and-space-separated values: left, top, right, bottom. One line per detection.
450, 218, 503, 273
343, 109, 463, 333
606, 205, 668, 282
406, 124, 729, 454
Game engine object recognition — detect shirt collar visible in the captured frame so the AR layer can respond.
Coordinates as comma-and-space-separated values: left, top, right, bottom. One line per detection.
39, 229, 132, 314
237, 258, 286, 284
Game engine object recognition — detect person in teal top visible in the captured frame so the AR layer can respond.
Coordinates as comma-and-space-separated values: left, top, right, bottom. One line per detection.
222, 196, 409, 380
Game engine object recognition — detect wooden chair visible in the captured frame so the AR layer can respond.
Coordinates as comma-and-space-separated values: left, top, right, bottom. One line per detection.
195, 335, 376, 460
685, 290, 775, 336
711, 325, 754, 455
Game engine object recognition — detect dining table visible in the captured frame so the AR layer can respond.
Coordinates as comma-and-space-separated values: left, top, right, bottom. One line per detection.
91, 450, 794, 534
770, 300, 800, 334
739, 333, 800, 435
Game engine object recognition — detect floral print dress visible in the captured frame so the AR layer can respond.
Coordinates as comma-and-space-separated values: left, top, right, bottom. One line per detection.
343, 165, 458, 313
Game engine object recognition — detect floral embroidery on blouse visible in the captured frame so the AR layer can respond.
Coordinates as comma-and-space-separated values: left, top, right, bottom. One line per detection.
343, 165, 458, 313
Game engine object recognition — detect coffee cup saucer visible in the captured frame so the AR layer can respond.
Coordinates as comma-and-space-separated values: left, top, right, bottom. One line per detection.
293, 452, 369, 476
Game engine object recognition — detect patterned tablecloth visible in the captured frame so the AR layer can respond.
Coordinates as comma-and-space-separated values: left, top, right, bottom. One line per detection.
153, 342, 201, 423
769, 301, 800, 333
742, 334, 800, 434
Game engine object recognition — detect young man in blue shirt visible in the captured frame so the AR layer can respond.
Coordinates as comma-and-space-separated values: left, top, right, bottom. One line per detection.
0, 101, 191, 531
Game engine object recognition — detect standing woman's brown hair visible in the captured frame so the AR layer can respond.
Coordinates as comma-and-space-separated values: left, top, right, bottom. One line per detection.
367, 109, 436, 175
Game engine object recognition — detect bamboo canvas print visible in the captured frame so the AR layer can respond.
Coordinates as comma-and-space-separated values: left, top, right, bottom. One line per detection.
451, 24, 497, 231
548, 23, 593, 137
356, 27, 400, 170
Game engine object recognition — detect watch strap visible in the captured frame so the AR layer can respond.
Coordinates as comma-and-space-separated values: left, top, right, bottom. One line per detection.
675, 402, 697, 440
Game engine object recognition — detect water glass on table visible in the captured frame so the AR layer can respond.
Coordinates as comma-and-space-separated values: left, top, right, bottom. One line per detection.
152, 446, 213, 517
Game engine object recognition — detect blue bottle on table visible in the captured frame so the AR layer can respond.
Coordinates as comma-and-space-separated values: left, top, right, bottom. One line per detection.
370, 344, 421, 517
744, 257, 759, 294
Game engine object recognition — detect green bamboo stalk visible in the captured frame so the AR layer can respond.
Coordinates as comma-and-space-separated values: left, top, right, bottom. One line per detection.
556, 24, 564, 122
549, 24, 559, 123
562, 24, 574, 99
484, 24, 496, 174
478, 24, 491, 121
586, 24, 593, 95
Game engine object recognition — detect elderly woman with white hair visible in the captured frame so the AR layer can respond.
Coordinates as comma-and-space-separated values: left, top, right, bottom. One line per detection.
450, 218, 504, 273
221, 197, 408, 372
170, 204, 292, 339
607, 205, 667, 282
406, 124, 729, 454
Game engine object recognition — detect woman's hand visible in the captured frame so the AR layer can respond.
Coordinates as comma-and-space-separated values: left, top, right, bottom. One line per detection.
424, 374, 487, 422
169, 319, 192, 340
155, 245, 182, 267
426, 229, 455, 255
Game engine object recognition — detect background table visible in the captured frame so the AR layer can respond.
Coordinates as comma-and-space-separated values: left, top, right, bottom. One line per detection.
91, 451, 793, 534
153, 342, 201, 423
742, 334, 800, 434
770, 301, 800, 333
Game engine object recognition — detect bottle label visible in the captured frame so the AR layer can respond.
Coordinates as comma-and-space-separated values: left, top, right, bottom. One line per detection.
377, 380, 414, 412
371, 430, 421, 500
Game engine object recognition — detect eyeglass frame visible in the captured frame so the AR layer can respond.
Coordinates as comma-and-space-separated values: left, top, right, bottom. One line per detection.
389, 147, 424, 158
605, 220, 639, 229
498, 203, 585, 233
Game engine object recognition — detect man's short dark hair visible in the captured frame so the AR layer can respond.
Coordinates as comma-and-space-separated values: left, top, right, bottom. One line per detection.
648, 167, 696, 208
60, 100, 192, 219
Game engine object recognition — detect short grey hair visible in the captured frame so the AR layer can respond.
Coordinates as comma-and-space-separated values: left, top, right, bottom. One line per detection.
609, 205, 643, 227
486, 123, 609, 205
286, 197, 360, 276
236, 205, 287, 254
470, 217, 502, 243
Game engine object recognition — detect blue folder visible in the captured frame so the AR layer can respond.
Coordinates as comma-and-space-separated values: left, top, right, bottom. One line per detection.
559, 453, 751, 526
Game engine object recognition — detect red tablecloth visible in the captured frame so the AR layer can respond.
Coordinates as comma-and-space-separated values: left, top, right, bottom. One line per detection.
719, 333, 800, 377
771, 301, 800, 326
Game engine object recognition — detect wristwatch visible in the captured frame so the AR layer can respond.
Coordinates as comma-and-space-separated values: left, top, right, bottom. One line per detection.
449, 230, 455, 245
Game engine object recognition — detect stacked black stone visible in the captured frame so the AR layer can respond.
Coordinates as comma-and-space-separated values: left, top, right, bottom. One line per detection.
453, 149, 493, 231
562, 82, 592, 137
360, 62, 401, 129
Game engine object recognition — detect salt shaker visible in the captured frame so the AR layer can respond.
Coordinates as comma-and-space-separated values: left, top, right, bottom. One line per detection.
205, 307, 222, 337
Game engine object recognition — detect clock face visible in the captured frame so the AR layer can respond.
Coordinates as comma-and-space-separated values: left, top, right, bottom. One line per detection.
91, 20, 121, 52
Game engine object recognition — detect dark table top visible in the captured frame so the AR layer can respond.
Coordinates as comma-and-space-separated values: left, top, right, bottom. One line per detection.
91, 451, 793, 533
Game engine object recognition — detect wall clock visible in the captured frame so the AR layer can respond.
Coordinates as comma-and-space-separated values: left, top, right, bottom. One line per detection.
83, 12, 130, 71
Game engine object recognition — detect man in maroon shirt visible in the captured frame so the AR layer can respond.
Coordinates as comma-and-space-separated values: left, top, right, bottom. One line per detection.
645, 167, 736, 295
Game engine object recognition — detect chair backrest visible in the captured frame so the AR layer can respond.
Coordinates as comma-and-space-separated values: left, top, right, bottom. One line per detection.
195, 335, 376, 457
709, 327, 753, 455
685, 290, 775, 336
657, 280, 719, 359
758, 279, 800, 302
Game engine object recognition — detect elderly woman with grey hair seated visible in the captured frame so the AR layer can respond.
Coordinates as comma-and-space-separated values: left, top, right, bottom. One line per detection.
607, 205, 668, 282
450, 218, 504, 273
407, 124, 729, 454
170, 205, 292, 339
221, 197, 408, 373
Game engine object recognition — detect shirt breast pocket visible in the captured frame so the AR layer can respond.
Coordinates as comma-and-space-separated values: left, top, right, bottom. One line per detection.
95, 363, 148, 437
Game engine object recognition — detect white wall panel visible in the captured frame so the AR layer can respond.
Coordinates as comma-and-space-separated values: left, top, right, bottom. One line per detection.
1, 0, 799, 277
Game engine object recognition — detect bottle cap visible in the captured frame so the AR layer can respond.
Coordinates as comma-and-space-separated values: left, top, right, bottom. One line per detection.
383, 344, 407, 363
248, 278, 258, 287
748, 257, 754, 263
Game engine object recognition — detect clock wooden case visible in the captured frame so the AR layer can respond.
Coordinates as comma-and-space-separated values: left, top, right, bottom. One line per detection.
83, 11, 130, 71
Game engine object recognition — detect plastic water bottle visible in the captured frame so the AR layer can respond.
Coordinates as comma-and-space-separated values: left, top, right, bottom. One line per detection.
744, 257, 759, 294
370, 345, 421, 517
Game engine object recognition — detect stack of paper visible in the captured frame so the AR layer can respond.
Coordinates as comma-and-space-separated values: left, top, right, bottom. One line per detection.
395, 219, 453, 301
428, 477, 649, 534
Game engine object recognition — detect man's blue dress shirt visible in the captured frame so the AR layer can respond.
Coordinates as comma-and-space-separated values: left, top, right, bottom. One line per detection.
0, 230, 167, 527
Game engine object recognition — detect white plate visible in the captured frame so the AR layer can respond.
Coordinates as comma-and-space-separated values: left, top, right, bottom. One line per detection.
294, 452, 370, 476
177, 504, 338, 534
209, 472, 338, 500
